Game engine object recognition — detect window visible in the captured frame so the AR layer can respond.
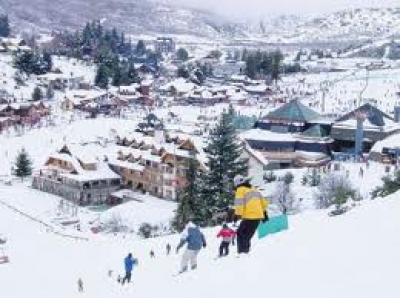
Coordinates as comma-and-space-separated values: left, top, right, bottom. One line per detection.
165, 166, 174, 174
166, 190, 173, 199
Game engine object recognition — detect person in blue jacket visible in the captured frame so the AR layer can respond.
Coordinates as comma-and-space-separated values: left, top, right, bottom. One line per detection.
176, 221, 206, 273
122, 253, 137, 285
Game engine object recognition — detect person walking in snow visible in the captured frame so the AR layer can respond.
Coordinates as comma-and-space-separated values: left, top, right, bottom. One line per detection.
217, 224, 236, 257
233, 175, 268, 255
77, 278, 84, 293
122, 253, 137, 285
176, 221, 206, 273
166, 243, 171, 256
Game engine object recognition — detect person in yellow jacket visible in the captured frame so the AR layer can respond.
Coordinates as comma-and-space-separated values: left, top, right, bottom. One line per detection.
233, 174, 268, 255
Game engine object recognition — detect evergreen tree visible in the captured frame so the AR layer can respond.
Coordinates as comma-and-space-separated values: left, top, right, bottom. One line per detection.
173, 158, 205, 231
201, 106, 248, 225
176, 48, 189, 62
126, 62, 139, 84
0, 15, 11, 37
177, 66, 190, 79
13, 148, 33, 181
95, 64, 110, 89
32, 86, 43, 102
14, 51, 52, 76
112, 64, 123, 87
136, 40, 147, 56
42, 51, 53, 73
271, 50, 284, 84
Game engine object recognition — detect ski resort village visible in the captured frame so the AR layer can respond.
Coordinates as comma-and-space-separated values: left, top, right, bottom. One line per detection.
1, 4, 400, 298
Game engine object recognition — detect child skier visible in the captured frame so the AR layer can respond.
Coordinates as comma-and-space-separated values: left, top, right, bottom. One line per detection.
77, 278, 83, 293
217, 224, 236, 257
176, 221, 206, 273
121, 253, 137, 285
166, 243, 171, 255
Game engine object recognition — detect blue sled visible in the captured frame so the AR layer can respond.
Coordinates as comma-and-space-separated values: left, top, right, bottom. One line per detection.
257, 214, 289, 239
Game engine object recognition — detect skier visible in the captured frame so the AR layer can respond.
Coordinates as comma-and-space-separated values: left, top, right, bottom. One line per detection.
217, 224, 236, 257
77, 278, 83, 293
233, 175, 268, 255
121, 253, 137, 285
166, 243, 171, 256
150, 250, 155, 258
176, 221, 206, 273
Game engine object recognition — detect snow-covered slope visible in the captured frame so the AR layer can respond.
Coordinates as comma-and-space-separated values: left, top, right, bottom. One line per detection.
1, 183, 399, 298
256, 7, 400, 44
0, 0, 246, 39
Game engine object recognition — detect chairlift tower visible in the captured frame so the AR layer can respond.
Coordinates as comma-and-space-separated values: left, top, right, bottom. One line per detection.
354, 111, 368, 158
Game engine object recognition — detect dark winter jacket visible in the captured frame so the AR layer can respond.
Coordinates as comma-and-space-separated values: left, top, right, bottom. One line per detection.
124, 255, 136, 272
177, 222, 206, 251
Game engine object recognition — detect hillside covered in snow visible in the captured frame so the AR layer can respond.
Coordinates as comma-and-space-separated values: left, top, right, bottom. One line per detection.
1, 179, 399, 298
0, 0, 247, 39
255, 7, 400, 44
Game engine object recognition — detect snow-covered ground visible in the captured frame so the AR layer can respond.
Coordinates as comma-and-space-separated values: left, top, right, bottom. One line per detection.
1, 179, 399, 298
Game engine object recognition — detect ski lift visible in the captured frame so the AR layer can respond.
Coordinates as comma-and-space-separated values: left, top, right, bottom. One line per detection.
0, 236, 9, 264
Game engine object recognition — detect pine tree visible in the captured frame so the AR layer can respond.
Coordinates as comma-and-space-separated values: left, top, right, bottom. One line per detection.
112, 64, 123, 87
176, 48, 189, 61
126, 62, 139, 84
177, 66, 190, 79
173, 158, 205, 231
42, 51, 53, 73
95, 64, 110, 89
32, 86, 43, 102
271, 50, 284, 84
201, 106, 248, 225
13, 148, 33, 181
136, 40, 146, 56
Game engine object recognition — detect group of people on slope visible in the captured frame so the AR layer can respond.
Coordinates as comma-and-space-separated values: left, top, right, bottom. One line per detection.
120, 174, 268, 281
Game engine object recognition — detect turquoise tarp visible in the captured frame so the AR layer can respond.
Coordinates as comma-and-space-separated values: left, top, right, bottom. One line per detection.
257, 215, 289, 239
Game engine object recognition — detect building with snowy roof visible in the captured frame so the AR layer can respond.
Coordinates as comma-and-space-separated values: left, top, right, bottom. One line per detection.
32, 144, 122, 206
111, 128, 207, 200
331, 103, 400, 153
243, 99, 333, 169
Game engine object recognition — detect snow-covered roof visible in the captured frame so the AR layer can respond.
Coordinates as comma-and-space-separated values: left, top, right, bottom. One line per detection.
109, 158, 145, 172
371, 133, 400, 153
61, 162, 120, 182
241, 128, 296, 142
244, 84, 267, 94
160, 78, 197, 94
244, 144, 269, 166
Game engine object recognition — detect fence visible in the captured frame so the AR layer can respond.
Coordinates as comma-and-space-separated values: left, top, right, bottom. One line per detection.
0, 199, 89, 242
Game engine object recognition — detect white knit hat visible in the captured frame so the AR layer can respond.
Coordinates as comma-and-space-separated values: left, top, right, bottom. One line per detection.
233, 175, 246, 187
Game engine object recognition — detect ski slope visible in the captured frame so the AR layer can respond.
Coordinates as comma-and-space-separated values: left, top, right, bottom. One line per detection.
1, 186, 400, 298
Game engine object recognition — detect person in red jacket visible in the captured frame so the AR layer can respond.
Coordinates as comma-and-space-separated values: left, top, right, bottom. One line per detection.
217, 224, 236, 257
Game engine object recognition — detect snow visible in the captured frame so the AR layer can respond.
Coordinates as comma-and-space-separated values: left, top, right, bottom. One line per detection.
1, 178, 400, 298
242, 128, 296, 142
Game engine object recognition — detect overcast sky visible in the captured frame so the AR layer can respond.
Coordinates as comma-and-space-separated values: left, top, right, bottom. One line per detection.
171, 0, 400, 19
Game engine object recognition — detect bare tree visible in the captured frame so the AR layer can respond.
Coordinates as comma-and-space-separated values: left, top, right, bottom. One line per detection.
102, 214, 127, 233
314, 173, 356, 209
270, 181, 298, 215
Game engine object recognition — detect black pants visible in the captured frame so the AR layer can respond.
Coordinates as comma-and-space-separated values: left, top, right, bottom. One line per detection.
219, 242, 230, 257
237, 219, 260, 254
122, 271, 132, 285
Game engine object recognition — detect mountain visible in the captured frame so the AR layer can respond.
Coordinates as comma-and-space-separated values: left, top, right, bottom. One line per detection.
0, 0, 247, 39
256, 7, 400, 44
